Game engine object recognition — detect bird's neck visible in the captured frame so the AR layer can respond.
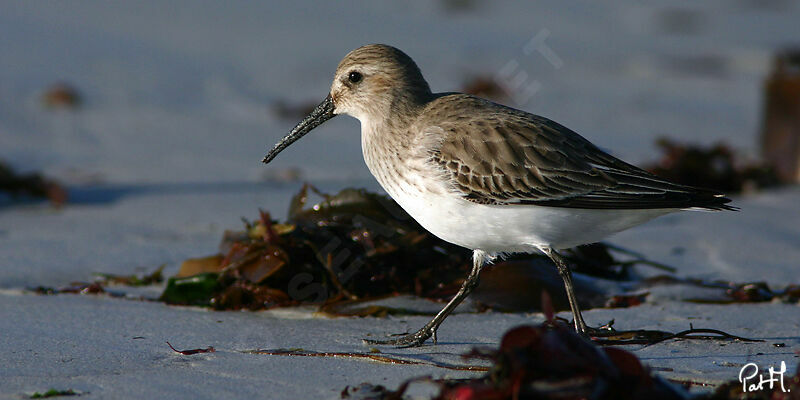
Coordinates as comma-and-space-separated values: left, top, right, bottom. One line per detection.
359, 88, 433, 174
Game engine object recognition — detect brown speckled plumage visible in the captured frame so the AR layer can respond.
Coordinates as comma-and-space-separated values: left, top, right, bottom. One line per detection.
419, 94, 734, 210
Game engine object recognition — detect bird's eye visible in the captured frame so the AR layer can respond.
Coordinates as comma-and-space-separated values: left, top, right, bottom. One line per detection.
348, 71, 362, 84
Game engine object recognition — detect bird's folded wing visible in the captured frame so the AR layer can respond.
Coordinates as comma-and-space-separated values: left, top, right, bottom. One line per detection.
426, 99, 732, 210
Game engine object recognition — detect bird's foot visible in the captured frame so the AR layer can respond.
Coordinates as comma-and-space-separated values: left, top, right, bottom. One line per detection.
363, 326, 437, 348
576, 319, 617, 338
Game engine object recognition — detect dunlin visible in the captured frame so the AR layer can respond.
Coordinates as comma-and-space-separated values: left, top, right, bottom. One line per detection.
263, 44, 734, 347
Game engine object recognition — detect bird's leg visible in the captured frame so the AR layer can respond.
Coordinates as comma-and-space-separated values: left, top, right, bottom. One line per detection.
540, 246, 598, 335
364, 250, 490, 347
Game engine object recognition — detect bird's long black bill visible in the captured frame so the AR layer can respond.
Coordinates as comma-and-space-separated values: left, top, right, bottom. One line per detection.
262, 94, 336, 163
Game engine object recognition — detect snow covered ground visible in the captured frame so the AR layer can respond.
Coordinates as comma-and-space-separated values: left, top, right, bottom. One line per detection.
1, 1, 799, 398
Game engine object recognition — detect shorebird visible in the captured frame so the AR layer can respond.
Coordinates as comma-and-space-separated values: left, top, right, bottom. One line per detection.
263, 44, 734, 347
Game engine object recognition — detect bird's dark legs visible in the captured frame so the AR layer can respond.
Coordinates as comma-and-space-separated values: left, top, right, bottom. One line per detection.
540, 247, 591, 335
364, 250, 491, 347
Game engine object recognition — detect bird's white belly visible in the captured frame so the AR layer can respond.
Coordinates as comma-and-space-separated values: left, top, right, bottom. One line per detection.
379, 176, 674, 252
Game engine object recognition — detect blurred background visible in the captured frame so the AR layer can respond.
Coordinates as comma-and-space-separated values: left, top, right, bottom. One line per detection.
1, 1, 799, 286
3, 1, 799, 183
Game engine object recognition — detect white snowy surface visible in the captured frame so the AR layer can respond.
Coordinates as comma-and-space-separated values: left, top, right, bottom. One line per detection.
1, 1, 800, 398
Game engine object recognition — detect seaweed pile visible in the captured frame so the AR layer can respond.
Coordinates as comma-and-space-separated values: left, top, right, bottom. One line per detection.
432, 323, 689, 399
0, 160, 67, 206
41, 82, 82, 109
161, 185, 473, 310
761, 48, 800, 184
645, 138, 780, 193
